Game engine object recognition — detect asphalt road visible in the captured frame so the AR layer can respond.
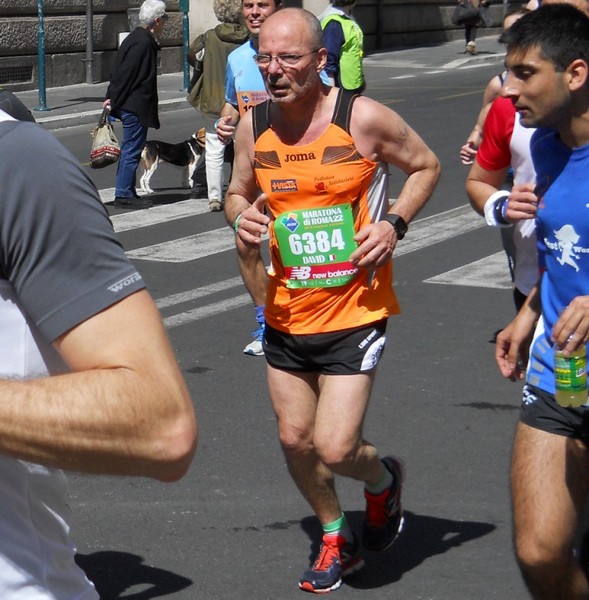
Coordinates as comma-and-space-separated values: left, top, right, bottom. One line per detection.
50, 54, 531, 599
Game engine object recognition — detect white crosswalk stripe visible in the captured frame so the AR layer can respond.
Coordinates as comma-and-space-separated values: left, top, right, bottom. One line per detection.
156, 276, 244, 309
104, 191, 511, 327
111, 198, 209, 233
163, 294, 252, 329
394, 205, 486, 257
128, 227, 235, 263
425, 251, 512, 289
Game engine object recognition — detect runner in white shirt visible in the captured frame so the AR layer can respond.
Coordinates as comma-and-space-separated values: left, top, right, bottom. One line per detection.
466, 95, 538, 311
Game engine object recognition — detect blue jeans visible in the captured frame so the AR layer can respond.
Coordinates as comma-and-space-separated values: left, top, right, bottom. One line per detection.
115, 110, 148, 198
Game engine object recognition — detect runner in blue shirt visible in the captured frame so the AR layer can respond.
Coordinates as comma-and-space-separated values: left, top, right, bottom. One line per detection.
495, 6, 589, 598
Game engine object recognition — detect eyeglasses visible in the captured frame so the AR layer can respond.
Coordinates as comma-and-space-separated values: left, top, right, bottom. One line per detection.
253, 51, 318, 68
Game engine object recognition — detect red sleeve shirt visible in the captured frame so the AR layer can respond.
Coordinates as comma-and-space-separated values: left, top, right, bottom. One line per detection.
476, 96, 516, 172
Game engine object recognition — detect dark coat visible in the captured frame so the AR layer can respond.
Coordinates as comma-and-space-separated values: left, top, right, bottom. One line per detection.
107, 27, 161, 129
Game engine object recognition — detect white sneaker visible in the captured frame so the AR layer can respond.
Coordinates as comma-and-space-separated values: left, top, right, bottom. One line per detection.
243, 324, 265, 356
243, 338, 264, 356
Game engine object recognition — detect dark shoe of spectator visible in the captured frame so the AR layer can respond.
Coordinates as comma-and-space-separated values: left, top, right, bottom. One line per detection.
113, 196, 153, 210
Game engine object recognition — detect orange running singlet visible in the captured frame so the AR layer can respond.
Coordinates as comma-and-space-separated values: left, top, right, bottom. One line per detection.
253, 90, 400, 335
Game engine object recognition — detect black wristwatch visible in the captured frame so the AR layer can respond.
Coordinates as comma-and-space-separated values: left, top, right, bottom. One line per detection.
381, 213, 408, 240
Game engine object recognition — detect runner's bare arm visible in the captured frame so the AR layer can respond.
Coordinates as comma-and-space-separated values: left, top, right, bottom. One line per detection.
349, 97, 440, 268
225, 112, 270, 247
466, 161, 509, 215
351, 96, 440, 226
217, 102, 240, 145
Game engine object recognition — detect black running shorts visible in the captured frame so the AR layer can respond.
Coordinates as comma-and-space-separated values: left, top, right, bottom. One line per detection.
263, 320, 388, 375
520, 384, 589, 445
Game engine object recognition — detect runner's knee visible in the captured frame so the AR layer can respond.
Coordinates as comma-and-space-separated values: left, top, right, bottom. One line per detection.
313, 434, 358, 471
514, 528, 572, 574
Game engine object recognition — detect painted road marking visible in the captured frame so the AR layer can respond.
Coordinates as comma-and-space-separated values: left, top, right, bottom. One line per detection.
394, 205, 485, 257
163, 294, 252, 328
127, 227, 235, 262
156, 276, 244, 309
110, 198, 209, 233
425, 251, 512, 289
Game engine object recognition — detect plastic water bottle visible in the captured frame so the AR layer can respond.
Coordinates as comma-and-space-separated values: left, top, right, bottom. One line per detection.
554, 344, 587, 407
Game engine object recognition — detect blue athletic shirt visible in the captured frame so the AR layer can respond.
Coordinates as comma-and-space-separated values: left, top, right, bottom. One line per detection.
225, 39, 331, 117
225, 40, 269, 116
526, 129, 589, 394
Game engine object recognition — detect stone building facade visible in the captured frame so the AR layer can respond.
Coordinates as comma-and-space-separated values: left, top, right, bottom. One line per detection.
0, 0, 505, 91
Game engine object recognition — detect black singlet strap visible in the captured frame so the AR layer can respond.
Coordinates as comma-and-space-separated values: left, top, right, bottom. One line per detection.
252, 100, 271, 142
332, 88, 359, 134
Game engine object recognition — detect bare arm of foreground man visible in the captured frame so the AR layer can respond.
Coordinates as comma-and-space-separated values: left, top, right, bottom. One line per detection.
0, 290, 198, 482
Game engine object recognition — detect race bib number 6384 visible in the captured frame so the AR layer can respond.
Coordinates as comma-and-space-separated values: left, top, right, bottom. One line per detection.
274, 203, 358, 289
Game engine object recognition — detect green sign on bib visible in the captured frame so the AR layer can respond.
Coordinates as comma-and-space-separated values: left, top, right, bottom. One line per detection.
274, 203, 358, 289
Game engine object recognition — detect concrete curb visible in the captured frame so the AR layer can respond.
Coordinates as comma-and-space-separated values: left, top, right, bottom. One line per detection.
33, 98, 191, 132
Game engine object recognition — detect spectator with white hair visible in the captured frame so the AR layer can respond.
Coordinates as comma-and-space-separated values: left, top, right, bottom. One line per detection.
104, 0, 168, 210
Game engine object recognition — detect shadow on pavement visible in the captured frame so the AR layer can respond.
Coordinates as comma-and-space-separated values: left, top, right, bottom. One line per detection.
47, 96, 107, 112
75, 551, 192, 599
301, 510, 496, 590
150, 190, 193, 205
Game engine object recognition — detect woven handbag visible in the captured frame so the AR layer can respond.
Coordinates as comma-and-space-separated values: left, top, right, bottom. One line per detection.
90, 107, 120, 169
451, 0, 480, 25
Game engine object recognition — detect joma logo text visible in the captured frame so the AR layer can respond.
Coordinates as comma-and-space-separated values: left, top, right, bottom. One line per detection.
284, 152, 316, 163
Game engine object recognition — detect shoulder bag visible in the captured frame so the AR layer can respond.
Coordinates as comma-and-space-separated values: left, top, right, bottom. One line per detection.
451, 0, 480, 25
